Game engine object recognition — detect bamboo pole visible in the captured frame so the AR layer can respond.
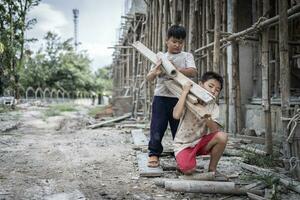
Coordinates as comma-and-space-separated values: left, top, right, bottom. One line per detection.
171, 0, 177, 24
188, 0, 195, 52
251, 0, 258, 98
201, 0, 206, 75
232, 0, 242, 135
279, 0, 291, 166
213, 0, 221, 73
162, 0, 168, 52
261, 0, 272, 155
158, 0, 163, 51
206, 0, 212, 71
222, 0, 229, 132
194, 3, 300, 53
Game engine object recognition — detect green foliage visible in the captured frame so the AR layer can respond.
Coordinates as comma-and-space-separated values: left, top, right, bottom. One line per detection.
1, 1, 113, 97
43, 103, 77, 118
0, 0, 41, 96
242, 149, 280, 168
19, 32, 97, 93
94, 65, 113, 95
43, 108, 61, 118
49, 103, 77, 112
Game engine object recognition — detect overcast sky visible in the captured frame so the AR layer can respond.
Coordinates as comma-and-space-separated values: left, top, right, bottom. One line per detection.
26, 0, 124, 71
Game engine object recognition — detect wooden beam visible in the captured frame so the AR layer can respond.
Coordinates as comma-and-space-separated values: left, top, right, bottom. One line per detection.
165, 81, 215, 120
164, 80, 198, 104
132, 41, 215, 104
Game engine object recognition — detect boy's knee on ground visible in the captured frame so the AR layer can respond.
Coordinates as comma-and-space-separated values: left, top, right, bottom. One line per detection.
177, 161, 196, 174
176, 154, 196, 174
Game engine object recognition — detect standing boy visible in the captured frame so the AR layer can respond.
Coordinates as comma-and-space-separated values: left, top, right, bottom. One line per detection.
146, 25, 197, 167
173, 71, 228, 174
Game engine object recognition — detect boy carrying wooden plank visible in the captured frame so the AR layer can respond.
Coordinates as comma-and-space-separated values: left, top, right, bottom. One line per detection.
173, 72, 228, 174
146, 25, 197, 168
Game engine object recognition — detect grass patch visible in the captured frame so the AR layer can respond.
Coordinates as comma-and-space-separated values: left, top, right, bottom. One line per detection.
241, 173, 280, 200
43, 103, 77, 119
242, 149, 280, 168
0, 106, 10, 113
49, 103, 77, 112
43, 109, 61, 117
88, 105, 106, 118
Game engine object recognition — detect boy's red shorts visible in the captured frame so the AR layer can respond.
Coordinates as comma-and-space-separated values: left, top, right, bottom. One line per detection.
175, 132, 218, 173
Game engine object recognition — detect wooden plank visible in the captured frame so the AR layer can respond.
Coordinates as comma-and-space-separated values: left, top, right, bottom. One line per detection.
136, 153, 163, 177
132, 41, 215, 104
87, 113, 131, 129
165, 80, 198, 104
165, 81, 215, 120
131, 129, 148, 146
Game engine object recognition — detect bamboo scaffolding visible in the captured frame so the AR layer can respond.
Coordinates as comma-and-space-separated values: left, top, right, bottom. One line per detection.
194, 3, 300, 53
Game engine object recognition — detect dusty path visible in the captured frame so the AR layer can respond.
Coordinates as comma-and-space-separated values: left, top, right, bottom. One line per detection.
0, 105, 196, 200
1, 104, 300, 200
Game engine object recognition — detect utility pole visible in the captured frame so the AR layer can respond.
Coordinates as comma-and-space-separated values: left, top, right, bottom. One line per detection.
73, 9, 79, 52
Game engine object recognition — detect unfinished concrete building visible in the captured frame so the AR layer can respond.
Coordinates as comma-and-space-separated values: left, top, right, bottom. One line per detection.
111, 0, 300, 179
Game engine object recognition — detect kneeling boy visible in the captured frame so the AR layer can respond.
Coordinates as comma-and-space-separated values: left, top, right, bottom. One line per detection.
172, 71, 228, 174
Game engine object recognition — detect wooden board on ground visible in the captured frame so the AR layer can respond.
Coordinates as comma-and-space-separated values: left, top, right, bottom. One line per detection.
87, 113, 131, 129
136, 153, 163, 177
131, 129, 148, 146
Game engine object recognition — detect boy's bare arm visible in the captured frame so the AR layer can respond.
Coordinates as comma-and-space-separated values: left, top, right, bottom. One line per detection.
178, 67, 197, 77
146, 60, 162, 82
173, 82, 193, 119
204, 115, 220, 133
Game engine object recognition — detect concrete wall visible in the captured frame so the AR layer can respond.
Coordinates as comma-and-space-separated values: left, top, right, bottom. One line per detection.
219, 103, 285, 146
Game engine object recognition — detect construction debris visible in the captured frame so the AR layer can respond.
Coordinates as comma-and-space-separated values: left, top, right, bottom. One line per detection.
87, 113, 131, 129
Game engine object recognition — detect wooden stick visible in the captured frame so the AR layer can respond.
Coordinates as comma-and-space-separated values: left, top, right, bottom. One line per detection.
87, 113, 131, 129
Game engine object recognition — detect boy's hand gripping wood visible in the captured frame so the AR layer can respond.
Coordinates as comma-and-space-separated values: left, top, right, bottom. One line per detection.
132, 41, 215, 104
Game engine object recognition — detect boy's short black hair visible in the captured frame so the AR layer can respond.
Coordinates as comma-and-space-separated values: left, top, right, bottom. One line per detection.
200, 71, 223, 90
167, 25, 186, 40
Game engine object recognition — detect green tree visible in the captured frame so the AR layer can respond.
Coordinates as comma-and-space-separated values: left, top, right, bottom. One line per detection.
20, 31, 97, 94
94, 65, 113, 95
0, 0, 40, 97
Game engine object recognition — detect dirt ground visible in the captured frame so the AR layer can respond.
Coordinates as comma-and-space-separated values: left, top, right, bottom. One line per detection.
0, 103, 300, 200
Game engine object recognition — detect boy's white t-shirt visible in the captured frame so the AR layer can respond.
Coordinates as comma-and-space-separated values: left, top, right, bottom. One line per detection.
153, 51, 196, 98
173, 103, 220, 156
